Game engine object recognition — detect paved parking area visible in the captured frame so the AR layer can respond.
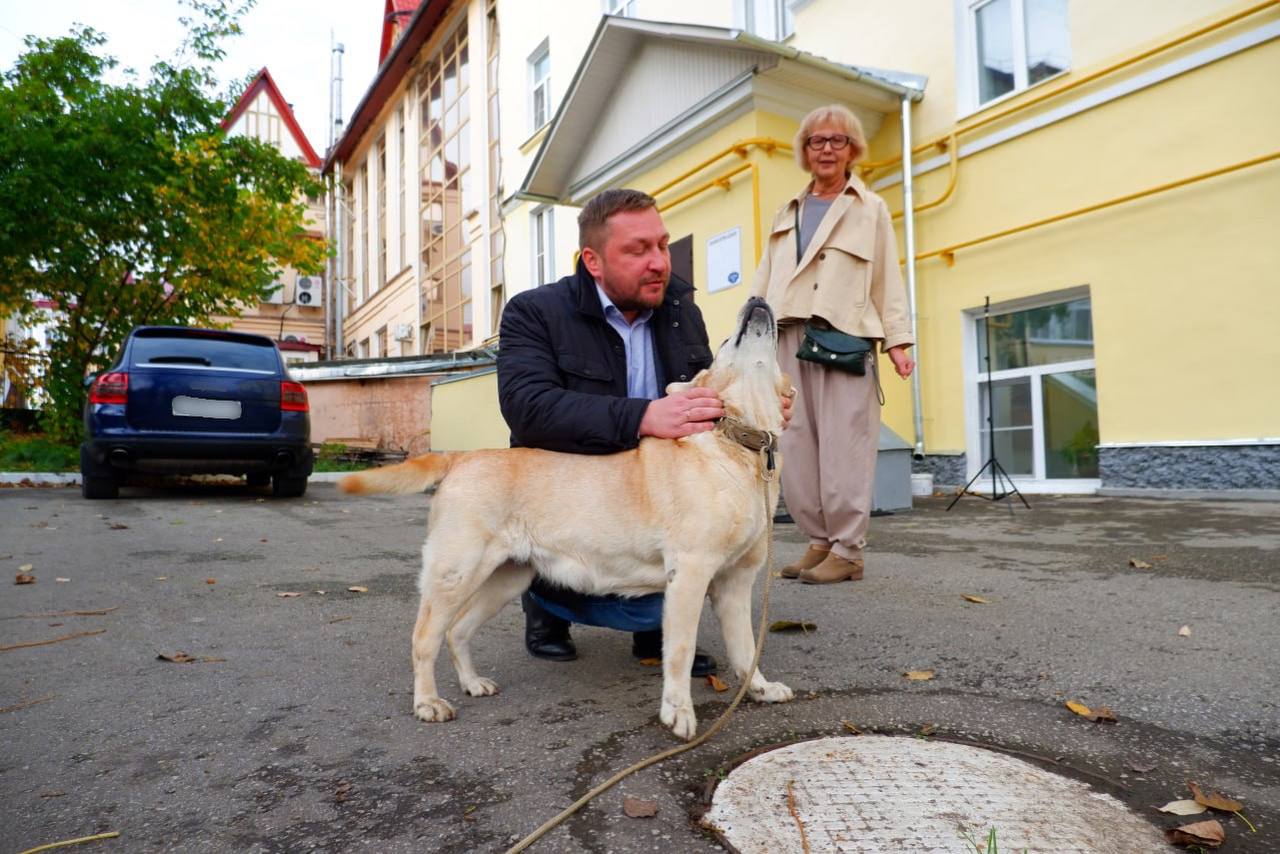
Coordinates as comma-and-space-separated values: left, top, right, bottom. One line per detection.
2, 484, 1278, 852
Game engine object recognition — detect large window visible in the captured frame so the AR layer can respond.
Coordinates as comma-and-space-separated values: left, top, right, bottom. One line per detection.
531, 206, 555, 285
360, 167, 370, 302
418, 16, 473, 354
377, 135, 387, 290
529, 41, 551, 132
342, 178, 355, 314
959, 0, 1069, 111
487, 0, 506, 331
739, 0, 795, 41
398, 105, 406, 270
973, 295, 1098, 483
605, 0, 637, 16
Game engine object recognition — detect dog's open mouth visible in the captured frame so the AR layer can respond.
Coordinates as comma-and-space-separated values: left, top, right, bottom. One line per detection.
734, 297, 776, 347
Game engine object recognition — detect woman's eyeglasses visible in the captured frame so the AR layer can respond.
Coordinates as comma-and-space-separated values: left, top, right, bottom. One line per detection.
805, 134, 852, 151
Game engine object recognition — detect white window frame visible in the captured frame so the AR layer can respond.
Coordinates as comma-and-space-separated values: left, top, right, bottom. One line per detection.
531, 206, 555, 285
603, 0, 637, 16
954, 0, 1070, 117
961, 287, 1099, 494
528, 40, 552, 133
735, 0, 795, 41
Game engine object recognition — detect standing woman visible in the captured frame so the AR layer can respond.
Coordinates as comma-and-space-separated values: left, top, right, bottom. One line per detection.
751, 104, 915, 584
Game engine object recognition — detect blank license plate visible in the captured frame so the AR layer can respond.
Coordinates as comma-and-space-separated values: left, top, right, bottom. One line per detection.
172, 395, 241, 420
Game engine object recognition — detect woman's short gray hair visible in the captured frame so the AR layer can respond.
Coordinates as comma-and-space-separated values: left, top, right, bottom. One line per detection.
793, 104, 868, 172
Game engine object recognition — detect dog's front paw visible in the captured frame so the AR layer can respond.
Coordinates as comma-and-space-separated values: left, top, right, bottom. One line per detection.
413, 697, 457, 722
660, 699, 698, 740
749, 680, 794, 704
461, 676, 499, 697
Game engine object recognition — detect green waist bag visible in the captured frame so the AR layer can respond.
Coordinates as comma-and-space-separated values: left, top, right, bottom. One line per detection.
796, 321, 872, 375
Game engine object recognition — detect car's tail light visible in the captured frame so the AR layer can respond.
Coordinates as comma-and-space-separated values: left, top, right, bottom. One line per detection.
89, 372, 129, 405
280, 381, 308, 412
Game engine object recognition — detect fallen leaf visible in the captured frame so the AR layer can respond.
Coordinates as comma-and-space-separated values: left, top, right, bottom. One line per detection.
1129, 760, 1158, 773
1178, 625, 1191, 637
15, 573, 35, 585
1066, 700, 1092, 717
19, 563, 32, 572
55, 577, 70, 583
108, 523, 129, 530
1129, 558, 1153, 570
706, 674, 729, 693
154, 576, 168, 581
157, 652, 197, 664
1164, 819, 1224, 848
276, 592, 303, 598
314, 590, 327, 595
904, 670, 935, 681
213, 538, 223, 543
1158, 800, 1208, 816
334, 781, 351, 804
1152, 554, 1169, 561
841, 720, 862, 735
622, 796, 658, 818
769, 620, 817, 633
637, 657, 661, 667
918, 723, 937, 736
961, 594, 990, 604
260, 538, 268, 543
347, 586, 368, 593
1189, 781, 1243, 813
205, 578, 216, 585
170, 520, 184, 526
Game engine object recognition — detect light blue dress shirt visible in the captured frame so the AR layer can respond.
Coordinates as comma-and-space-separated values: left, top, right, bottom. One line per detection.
595, 282, 659, 401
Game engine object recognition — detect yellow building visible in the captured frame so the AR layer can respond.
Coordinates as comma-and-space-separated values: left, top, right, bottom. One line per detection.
430, 0, 1280, 496
215, 68, 328, 364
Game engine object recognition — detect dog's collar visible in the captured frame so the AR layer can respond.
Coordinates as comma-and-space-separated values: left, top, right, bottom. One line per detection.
716, 416, 779, 473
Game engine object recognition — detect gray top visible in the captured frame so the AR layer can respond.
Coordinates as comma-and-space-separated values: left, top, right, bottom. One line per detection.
798, 194, 835, 259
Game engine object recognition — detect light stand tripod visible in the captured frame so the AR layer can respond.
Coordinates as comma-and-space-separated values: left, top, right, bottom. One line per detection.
947, 296, 1030, 513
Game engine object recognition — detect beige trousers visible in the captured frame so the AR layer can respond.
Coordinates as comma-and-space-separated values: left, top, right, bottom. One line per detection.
777, 323, 881, 561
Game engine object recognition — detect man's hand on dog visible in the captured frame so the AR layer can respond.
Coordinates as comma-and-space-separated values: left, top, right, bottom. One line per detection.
641, 387, 724, 438
641, 387, 794, 439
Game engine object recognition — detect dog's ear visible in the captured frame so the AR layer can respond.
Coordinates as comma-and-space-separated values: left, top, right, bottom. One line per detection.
665, 368, 711, 395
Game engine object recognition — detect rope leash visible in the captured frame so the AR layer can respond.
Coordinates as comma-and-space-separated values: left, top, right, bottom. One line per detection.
505, 454, 779, 853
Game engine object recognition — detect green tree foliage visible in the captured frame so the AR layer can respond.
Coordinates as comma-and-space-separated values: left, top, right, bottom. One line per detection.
0, 0, 325, 439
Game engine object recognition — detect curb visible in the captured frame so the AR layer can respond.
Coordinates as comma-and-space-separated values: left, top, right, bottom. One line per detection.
1, 471, 355, 486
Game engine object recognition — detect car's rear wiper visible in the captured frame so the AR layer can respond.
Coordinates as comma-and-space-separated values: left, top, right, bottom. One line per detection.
147, 356, 213, 366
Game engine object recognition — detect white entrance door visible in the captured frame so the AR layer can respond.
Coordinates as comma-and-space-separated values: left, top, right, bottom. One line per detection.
965, 293, 1100, 493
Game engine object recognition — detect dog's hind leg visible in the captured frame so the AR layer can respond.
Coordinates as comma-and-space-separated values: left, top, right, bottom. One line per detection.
412, 541, 505, 723
708, 542, 794, 705
448, 561, 534, 698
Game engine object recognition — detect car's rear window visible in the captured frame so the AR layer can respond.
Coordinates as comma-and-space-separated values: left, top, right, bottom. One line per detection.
129, 334, 280, 373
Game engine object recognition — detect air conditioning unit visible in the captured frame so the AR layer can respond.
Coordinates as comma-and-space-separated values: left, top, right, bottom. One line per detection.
394, 323, 414, 341
295, 276, 322, 306
265, 281, 286, 304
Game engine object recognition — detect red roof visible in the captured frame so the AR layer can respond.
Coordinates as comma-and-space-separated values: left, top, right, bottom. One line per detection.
380, 0, 424, 65
222, 68, 322, 168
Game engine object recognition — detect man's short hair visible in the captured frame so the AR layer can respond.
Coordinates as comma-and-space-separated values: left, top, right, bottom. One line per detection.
578, 188, 657, 251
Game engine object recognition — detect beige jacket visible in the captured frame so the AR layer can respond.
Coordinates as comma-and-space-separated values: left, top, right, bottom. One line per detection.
751, 172, 914, 353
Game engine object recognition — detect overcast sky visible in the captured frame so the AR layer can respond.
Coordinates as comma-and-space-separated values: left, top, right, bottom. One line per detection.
0, 0, 384, 155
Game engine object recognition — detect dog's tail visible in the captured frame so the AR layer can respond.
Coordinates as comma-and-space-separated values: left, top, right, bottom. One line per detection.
338, 452, 461, 495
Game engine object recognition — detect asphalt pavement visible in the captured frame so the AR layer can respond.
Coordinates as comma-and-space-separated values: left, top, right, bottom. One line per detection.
2, 482, 1278, 853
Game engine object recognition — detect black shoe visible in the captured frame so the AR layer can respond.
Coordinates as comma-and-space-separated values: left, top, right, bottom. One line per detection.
522, 591, 577, 661
631, 629, 718, 677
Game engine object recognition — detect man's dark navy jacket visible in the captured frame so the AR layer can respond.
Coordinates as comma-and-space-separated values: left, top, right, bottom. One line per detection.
497, 259, 714, 454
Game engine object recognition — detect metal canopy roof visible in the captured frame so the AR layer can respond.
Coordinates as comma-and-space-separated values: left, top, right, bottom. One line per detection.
514, 16, 926, 206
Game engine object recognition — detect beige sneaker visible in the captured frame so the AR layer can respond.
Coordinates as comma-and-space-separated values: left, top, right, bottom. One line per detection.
780, 546, 830, 579
799, 553, 865, 584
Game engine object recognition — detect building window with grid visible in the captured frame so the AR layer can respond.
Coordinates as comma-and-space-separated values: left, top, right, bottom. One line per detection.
377, 135, 387, 289
531, 206, 554, 285
958, 0, 1069, 112
343, 178, 355, 315
360, 166, 370, 303
398, 105, 406, 271
486, 0, 505, 331
738, 0, 794, 41
418, 15, 474, 354
529, 41, 551, 132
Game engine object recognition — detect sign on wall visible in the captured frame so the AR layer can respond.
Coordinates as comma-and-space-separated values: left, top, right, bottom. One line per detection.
706, 227, 742, 294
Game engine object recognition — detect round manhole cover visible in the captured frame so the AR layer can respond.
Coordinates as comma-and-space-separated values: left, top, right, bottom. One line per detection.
702, 736, 1167, 853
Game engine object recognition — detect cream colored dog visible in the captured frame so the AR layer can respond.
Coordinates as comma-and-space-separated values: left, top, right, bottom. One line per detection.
339, 297, 794, 739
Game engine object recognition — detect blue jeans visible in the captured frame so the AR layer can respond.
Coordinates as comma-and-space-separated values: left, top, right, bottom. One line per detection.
528, 582, 665, 633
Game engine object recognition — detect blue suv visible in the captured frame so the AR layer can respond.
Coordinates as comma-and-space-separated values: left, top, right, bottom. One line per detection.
80, 326, 314, 499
